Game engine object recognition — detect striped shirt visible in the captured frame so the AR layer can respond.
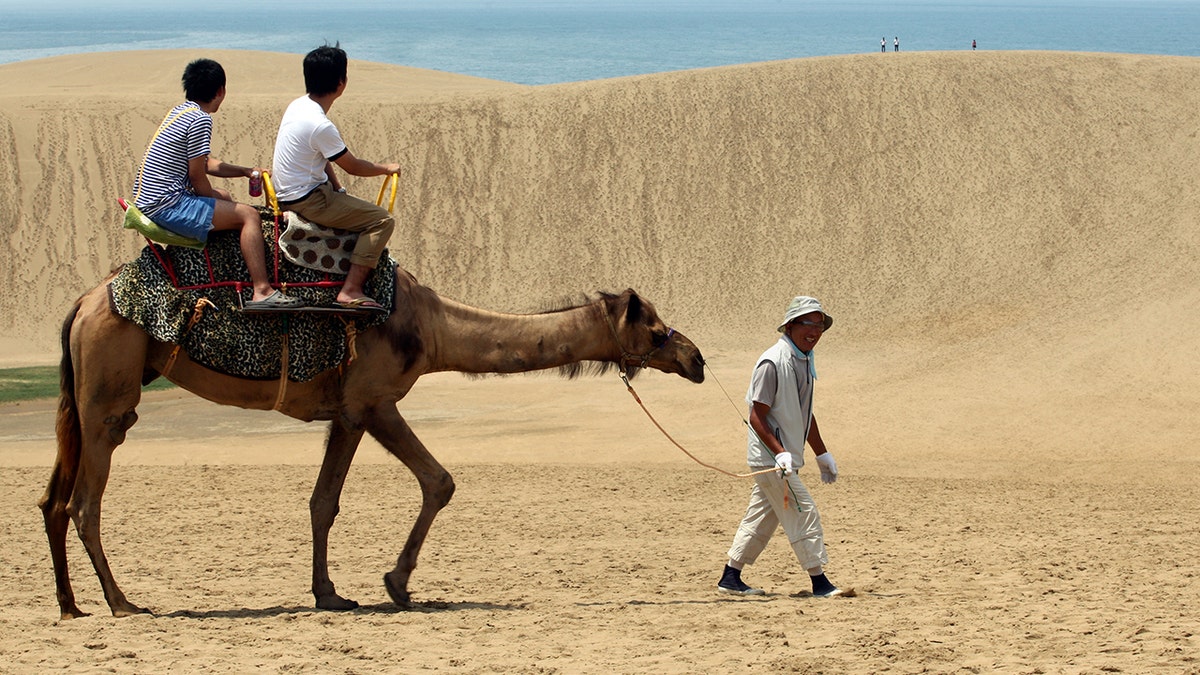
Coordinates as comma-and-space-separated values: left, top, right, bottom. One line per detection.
133, 102, 212, 218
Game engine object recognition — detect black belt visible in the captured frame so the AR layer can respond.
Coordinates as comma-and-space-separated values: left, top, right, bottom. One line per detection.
277, 183, 324, 206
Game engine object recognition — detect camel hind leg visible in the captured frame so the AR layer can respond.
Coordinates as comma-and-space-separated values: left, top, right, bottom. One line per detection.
40, 455, 85, 618
362, 403, 455, 605
37, 302, 87, 619
44, 291, 151, 617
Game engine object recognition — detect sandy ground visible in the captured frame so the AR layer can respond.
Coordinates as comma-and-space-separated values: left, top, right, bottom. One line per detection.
2, 377, 1197, 674
1, 49, 1198, 673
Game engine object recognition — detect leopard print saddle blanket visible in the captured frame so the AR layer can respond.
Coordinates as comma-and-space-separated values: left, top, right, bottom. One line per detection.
108, 230, 396, 382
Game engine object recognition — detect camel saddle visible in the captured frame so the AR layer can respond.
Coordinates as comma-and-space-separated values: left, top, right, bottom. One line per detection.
107, 230, 395, 382
279, 211, 359, 274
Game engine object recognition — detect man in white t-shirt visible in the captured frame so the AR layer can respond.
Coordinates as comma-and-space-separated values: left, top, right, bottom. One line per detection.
272, 44, 401, 311
717, 296, 845, 598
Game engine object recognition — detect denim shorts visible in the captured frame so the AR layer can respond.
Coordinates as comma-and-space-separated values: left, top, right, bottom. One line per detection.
153, 193, 216, 242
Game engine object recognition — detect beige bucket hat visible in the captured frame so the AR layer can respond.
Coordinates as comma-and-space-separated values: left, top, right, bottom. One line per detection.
776, 296, 834, 332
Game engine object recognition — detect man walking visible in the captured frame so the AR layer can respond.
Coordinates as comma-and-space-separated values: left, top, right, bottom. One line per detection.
717, 296, 845, 598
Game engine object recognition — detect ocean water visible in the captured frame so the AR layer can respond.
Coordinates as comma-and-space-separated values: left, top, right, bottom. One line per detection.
2, 0, 1199, 85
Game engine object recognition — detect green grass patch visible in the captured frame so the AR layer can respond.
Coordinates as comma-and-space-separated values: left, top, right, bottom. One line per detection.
0, 366, 176, 404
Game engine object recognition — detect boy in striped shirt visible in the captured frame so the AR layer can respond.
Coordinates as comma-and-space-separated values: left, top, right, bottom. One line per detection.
133, 58, 302, 310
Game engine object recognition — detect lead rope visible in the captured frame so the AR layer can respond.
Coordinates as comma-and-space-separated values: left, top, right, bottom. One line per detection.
617, 370, 777, 479
602, 301, 775, 478
704, 360, 752, 428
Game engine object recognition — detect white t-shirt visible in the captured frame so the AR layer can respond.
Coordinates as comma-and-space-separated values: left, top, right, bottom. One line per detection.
272, 96, 348, 201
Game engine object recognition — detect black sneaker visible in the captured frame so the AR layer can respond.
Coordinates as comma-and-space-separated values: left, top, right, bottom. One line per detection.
717, 565, 765, 596
810, 573, 843, 597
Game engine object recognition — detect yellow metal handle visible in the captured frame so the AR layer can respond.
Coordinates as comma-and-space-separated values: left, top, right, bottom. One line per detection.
263, 170, 395, 215
375, 172, 399, 213
262, 170, 280, 215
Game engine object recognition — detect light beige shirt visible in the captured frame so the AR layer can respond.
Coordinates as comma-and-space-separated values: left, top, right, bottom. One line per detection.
745, 337, 814, 467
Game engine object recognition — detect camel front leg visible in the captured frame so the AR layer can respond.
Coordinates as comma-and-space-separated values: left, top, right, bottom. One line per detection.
310, 419, 364, 610
363, 404, 455, 605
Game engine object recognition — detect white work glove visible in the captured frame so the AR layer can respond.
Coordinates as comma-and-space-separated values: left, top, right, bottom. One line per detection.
774, 451, 794, 476
815, 452, 838, 484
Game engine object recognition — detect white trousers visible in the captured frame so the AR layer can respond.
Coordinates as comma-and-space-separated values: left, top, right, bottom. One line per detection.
727, 470, 828, 571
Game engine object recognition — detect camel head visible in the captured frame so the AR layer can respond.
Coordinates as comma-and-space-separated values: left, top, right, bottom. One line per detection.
600, 289, 705, 384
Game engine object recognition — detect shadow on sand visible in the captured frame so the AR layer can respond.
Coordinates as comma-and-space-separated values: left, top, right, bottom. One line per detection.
159, 599, 524, 619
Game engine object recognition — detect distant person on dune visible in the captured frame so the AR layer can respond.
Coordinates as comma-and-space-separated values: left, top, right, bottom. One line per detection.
133, 58, 301, 310
717, 296, 844, 598
895, 36, 900, 52
973, 39, 977, 50
881, 37, 887, 52
271, 43, 401, 312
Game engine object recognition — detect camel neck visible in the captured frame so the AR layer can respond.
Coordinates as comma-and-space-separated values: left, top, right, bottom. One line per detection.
429, 300, 614, 376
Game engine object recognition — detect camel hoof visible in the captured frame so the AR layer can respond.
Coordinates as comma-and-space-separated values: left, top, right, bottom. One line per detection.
383, 572, 411, 605
60, 607, 90, 620
316, 594, 360, 611
111, 603, 150, 618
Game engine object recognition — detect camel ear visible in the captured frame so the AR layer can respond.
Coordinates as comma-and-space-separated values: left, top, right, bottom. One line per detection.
623, 289, 643, 324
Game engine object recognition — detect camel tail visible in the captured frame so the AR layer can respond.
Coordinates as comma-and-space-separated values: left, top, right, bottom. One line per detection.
53, 300, 83, 482
39, 299, 86, 618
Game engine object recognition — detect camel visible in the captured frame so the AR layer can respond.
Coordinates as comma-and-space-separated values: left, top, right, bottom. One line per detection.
38, 267, 705, 619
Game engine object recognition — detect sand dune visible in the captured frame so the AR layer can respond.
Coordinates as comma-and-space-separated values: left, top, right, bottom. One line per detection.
0, 50, 1197, 673
2, 49, 1197, 460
